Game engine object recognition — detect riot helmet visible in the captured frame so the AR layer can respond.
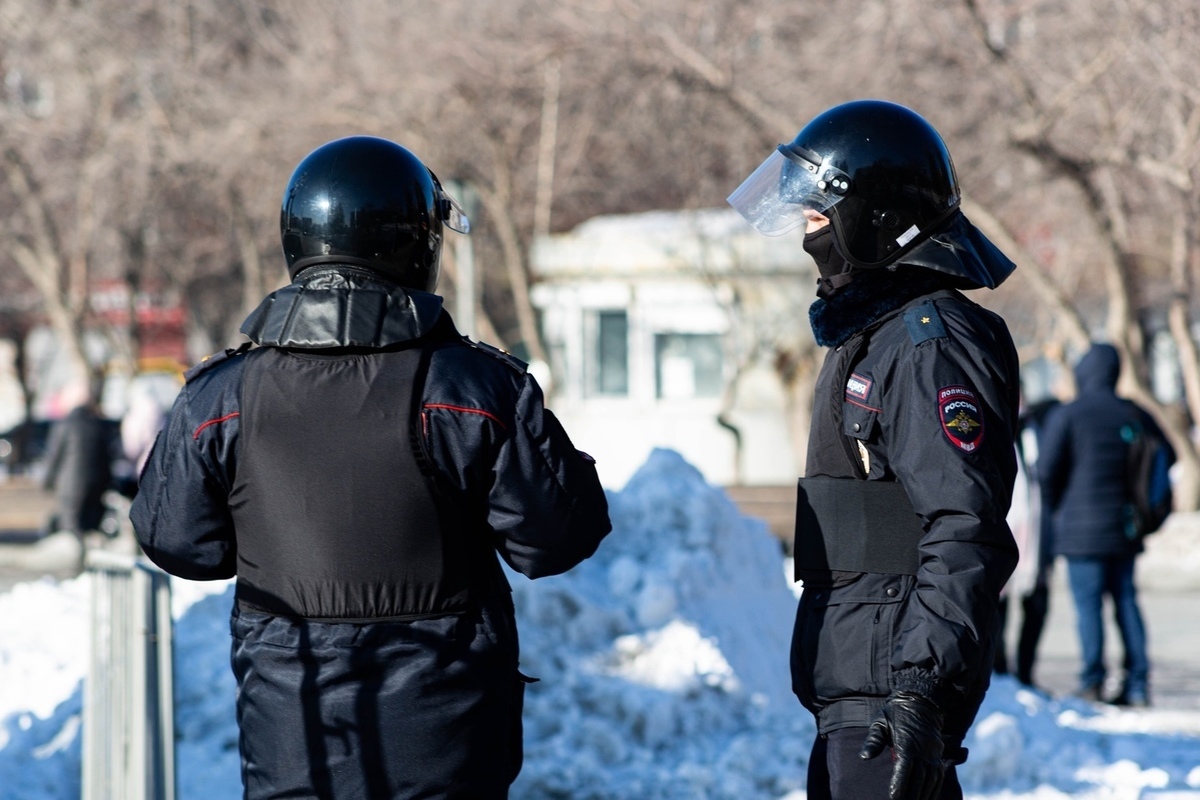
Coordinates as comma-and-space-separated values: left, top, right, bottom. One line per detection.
280, 136, 469, 290
728, 100, 961, 269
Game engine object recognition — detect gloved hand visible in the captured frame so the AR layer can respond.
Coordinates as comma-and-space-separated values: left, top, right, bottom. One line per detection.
859, 690, 946, 800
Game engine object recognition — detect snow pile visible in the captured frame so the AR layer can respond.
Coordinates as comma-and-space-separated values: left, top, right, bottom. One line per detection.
2, 447, 1200, 799
964, 681, 1200, 795
508, 448, 809, 799
0, 578, 88, 735
0, 577, 87, 799
170, 586, 243, 796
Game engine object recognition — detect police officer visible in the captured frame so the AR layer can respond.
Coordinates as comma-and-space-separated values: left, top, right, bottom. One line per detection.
729, 100, 1021, 800
131, 136, 612, 799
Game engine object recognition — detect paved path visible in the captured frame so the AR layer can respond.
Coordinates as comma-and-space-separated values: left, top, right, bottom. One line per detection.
1014, 568, 1200, 712
0, 478, 136, 590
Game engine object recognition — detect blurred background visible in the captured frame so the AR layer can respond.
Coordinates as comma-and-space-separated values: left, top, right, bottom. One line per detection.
1, 0, 1199, 512
3, 7, 1200, 797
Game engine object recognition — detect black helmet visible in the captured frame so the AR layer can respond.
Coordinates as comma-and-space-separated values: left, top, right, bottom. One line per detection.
728, 100, 961, 269
280, 136, 469, 290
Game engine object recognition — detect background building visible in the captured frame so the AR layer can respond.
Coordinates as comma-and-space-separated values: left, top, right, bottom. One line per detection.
531, 207, 814, 489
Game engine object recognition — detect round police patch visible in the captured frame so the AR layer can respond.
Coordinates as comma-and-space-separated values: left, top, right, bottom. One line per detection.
939, 385, 985, 453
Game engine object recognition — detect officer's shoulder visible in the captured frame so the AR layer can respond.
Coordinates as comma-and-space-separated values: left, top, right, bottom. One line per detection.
900, 298, 951, 346
897, 293, 1006, 353
457, 337, 528, 375
184, 342, 254, 383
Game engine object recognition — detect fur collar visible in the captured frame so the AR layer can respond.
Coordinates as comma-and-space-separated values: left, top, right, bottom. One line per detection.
808, 268, 957, 347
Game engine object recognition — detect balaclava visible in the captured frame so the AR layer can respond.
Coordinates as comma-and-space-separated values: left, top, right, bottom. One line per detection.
804, 226, 855, 299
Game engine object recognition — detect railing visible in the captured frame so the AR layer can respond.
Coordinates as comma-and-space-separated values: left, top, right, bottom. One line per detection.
82, 550, 176, 800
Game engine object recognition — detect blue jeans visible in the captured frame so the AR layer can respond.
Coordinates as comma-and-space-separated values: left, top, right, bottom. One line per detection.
1064, 556, 1149, 695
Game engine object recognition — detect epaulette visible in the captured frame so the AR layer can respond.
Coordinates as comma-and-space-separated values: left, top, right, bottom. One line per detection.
464, 338, 528, 373
903, 300, 949, 345
184, 341, 253, 382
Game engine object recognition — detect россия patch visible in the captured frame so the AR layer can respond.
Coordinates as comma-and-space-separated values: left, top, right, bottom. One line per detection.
939, 385, 984, 452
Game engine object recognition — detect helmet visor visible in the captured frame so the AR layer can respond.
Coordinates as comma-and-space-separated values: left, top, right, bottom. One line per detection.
429, 169, 471, 234
439, 188, 471, 234
727, 145, 850, 236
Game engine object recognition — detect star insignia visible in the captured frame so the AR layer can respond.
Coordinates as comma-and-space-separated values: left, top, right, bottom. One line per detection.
921, 316, 931, 324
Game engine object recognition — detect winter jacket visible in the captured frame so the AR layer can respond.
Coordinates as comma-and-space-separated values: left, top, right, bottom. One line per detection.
131, 266, 611, 799
43, 405, 113, 534
791, 255, 1020, 757
1039, 342, 1171, 559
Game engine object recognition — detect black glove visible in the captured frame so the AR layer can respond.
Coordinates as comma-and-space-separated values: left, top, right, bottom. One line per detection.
859, 690, 946, 800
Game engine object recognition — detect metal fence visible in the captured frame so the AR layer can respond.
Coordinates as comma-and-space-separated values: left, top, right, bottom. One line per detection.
83, 550, 176, 800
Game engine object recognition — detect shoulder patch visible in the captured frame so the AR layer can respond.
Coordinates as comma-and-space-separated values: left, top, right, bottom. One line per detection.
845, 372, 875, 406
184, 342, 253, 382
939, 385, 985, 453
465, 338, 528, 374
904, 301, 948, 345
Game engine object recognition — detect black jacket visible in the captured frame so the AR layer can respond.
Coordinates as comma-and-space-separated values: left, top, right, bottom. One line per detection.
131, 266, 611, 799
1040, 343, 1171, 559
43, 404, 113, 534
792, 258, 1019, 755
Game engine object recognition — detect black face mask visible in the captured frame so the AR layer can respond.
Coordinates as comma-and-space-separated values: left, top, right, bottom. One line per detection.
804, 226, 855, 299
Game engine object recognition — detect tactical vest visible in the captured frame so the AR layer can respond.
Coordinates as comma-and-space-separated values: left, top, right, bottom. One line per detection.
229, 344, 485, 621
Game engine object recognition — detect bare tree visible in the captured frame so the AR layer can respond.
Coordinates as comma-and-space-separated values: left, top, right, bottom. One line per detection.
5, 0, 1200, 505
949, 0, 1200, 506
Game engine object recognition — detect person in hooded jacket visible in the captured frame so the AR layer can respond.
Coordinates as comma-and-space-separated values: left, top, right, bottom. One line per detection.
130, 136, 612, 800
1039, 343, 1172, 707
729, 100, 1020, 800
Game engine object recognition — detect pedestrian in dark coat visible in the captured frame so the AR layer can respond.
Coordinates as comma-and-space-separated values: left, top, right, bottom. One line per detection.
730, 100, 1020, 800
131, 137, 611, 799
43, 395, 112, 541
1039, 342, 1170, 706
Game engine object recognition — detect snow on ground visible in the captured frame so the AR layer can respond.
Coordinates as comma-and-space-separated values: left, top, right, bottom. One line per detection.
2, 448, 1199, 799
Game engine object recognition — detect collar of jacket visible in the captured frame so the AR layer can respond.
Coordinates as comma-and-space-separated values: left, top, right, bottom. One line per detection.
808, 267, 956, 348
239, 265, 444, 348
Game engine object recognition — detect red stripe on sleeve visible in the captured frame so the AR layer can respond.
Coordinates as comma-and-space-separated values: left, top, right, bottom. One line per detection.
193, 412, 240, 439
422, 403, 507, 431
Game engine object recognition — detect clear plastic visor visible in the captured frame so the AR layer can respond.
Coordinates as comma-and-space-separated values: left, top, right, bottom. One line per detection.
430, 169, 471, 234
727, 147, 849, 236
439, 189, 471, 234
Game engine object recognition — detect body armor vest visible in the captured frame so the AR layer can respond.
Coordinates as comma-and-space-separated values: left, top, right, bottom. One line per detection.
230, 345, 479, 620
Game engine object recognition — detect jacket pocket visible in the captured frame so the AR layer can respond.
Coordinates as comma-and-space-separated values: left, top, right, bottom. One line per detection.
842, 400, 880, 442
842, 402, 880, 476
791, 575, 910, 711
